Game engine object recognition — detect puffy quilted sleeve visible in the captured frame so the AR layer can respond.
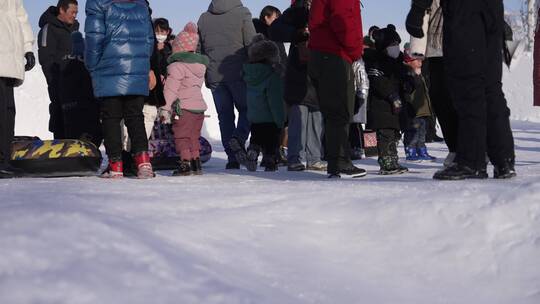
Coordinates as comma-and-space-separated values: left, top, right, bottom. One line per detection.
145, 12, 155, 59
163, 63, 186, 112
16, 0, 34, 53
84, 0, 105, 72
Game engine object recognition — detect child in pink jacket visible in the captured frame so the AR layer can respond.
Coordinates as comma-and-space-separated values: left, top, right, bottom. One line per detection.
160, 22, 209, 176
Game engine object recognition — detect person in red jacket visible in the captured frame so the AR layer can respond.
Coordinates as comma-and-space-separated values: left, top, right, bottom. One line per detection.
308, 0, 366, 178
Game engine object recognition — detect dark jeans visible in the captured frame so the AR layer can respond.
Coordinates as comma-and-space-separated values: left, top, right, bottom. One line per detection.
0, 78, 15, 166
100, 95, 148, 162
250, 123, 281, 158
443, 0, 515, 169
404, 117, 427, 149
427, 57, 458, 152
210, 81, 250, 162
308, 51, 355, 174
377, 128, 400, 158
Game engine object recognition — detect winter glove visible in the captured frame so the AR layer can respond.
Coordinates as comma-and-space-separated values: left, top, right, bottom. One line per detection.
171, 99, 183, 120
389, 94, 403, 115
24, 52, 35, 71
158, 108, 172, 124
354, 89, 368, 115
406, 0, 432, 38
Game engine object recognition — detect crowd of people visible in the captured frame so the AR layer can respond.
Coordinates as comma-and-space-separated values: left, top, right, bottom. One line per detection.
0, 0, 526, 181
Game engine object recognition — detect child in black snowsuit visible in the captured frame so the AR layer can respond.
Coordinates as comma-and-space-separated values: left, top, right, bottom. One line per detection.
364, 25, 409, 175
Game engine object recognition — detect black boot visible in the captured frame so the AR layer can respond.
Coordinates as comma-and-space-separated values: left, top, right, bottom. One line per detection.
229, 137, 248, 168
173, 160, 192, 176
246, 144, 261, 172
263, 154, 278, 172
433, 164, 488, 180
378, 156, 408, 175
225, 161, 240, 170
191, 158, 203, 175
494, 159, 516, 179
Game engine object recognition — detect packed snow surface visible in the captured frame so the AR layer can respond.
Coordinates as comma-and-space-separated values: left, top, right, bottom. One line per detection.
1, 57, 540, 303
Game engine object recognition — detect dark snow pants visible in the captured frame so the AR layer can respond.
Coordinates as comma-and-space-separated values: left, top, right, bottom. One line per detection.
427, 57, 458, 152
308, 51, 355, 174
376, 128, 400, 158
442, 0, 515, 170
0, 78, 15, 166
100, 96, 148, 162
250, 123, 281, 160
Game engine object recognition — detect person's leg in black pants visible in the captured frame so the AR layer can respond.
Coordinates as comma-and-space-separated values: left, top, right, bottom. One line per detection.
121, 96, 148, 155
349, 123, 364, 160
248, 123, 281, 171
377, 128, 408, 174
483, 11, 516, 176
428, 57, 458, 152
100, 97, 125, 162
261, 124, 281, 171
309, 51, 365, 177
0, 78, 17, 176
436, 0, 515, 180
446, 19, 488, 171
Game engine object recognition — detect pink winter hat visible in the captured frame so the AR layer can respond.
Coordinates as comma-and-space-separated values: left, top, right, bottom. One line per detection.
172, 22, 199, 53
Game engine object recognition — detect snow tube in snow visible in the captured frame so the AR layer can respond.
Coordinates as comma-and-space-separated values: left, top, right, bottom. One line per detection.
149, 122, 212, 170
10, 137, 102, 177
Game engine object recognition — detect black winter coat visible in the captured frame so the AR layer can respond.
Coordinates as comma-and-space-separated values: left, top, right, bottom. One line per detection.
146, 41, 167, 107
252, 18, 288, 66
268, 5, 318, 108
364, 48, 411, 130
37, 6, 80, 86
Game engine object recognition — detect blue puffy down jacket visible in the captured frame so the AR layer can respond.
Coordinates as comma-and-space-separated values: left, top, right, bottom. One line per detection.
84, 0, 154, 98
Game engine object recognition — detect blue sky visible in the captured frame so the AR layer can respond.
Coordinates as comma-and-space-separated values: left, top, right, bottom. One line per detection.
24, 0, 523, 35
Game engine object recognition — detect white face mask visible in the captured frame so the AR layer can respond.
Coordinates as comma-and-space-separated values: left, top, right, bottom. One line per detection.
156, 34, 167, 43
386, 45, 401, 59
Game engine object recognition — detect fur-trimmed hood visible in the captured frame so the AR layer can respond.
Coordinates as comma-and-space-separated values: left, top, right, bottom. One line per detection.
247, 34, 280, 65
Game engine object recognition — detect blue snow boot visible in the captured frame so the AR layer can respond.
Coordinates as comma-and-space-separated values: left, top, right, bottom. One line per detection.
405, 147, 421, 162
417, 147, 437, 162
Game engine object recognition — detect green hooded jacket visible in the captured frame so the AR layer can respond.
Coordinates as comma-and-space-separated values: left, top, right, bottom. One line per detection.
242, 63, 285, 127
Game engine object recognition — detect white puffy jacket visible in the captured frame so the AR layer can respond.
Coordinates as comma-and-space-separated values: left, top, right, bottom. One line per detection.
0, 0, 34, 82
409, 0, 443, 58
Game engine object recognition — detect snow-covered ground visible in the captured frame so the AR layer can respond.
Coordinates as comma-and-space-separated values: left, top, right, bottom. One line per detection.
1, 56, 540, 303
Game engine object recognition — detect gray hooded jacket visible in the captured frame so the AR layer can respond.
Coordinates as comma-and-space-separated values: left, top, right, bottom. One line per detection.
198, 0, 256, 87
